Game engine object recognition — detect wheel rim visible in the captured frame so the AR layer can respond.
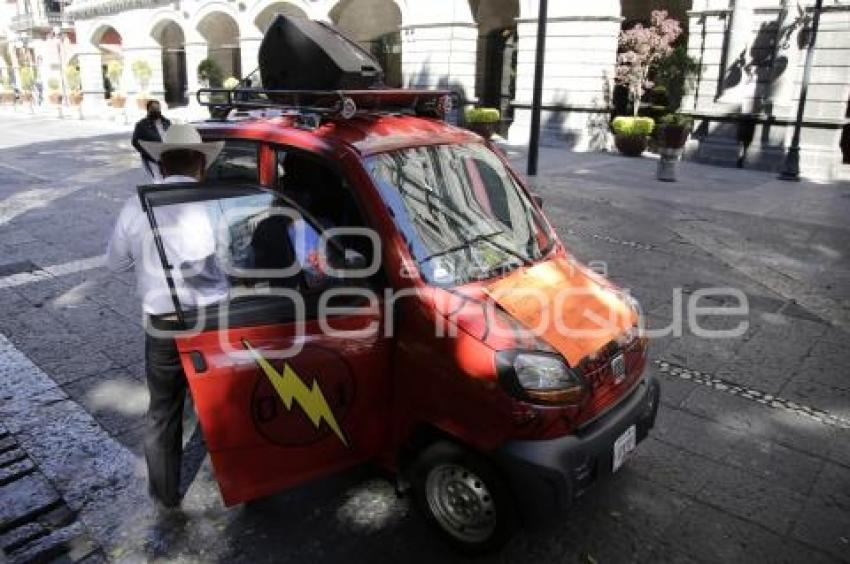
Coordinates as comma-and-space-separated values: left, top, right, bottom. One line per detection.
424, 463, 497, 543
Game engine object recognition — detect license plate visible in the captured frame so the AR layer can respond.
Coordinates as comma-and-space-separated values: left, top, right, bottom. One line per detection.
612, 425, 637, 473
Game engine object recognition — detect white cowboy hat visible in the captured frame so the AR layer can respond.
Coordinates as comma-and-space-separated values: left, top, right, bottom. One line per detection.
140, 123, 224, 168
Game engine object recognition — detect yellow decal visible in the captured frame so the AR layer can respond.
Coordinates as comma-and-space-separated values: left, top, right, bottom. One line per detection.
242, 339, 348, 447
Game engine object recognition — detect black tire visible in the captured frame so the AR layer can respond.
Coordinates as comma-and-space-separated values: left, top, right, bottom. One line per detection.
410, 441, 517, 555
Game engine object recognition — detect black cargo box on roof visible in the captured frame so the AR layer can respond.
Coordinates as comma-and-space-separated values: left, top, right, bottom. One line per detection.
258, 14, 385, 91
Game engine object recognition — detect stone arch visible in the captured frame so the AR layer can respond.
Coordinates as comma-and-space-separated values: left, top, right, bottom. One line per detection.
152, 19, 188, 106
196, 10, 242, 84
470, 0, 518, 127
91, 25, 122, 99
253, 2, 308, 33
329, 0, 402, 87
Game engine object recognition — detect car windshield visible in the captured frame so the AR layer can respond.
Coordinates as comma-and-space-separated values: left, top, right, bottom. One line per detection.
367, 143, 553, 286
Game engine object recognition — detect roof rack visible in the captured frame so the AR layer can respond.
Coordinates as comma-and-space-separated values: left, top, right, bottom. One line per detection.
197, 87, 457, 124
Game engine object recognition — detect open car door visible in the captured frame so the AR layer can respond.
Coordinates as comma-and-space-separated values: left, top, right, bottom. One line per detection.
138, 182, 391, 505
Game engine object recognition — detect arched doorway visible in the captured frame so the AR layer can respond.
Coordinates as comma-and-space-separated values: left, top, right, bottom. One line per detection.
470, 0, 518, 132
197, 11, 241, 85
329, 0, 402, 87
93, 26, 122, 99
153, 21, 187, 107
254, 2, 307, 34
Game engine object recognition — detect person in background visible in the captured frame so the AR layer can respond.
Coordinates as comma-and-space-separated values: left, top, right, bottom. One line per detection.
132, 100, 172, 181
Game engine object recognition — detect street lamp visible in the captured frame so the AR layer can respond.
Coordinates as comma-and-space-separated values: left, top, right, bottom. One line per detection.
779, 0, 824, 181
526, 0, 549, 176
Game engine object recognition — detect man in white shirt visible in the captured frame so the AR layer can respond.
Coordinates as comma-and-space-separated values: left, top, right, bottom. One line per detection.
107, 124, 225, 509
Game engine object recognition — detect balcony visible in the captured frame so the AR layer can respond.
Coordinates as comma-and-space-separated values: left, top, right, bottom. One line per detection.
10, 11, 71, 33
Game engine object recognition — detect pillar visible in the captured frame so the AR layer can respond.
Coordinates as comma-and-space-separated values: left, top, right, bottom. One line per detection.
401, 0, 477, 104
240, 33, 262, 81
77, 50, 107, 117
717, 0, 754, 107
185, 41, 207, 107
508, 0, 620, 150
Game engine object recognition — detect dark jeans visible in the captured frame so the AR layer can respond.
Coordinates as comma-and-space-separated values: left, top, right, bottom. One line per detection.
144, 333, 186, 507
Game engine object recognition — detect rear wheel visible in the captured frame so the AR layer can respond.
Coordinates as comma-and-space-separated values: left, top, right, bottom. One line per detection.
411, 442, 516, 554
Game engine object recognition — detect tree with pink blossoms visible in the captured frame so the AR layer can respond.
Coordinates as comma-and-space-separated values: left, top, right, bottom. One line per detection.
615, 10, 683, 116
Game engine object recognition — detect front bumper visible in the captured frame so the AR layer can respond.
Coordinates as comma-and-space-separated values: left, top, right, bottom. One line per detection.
494, 374, 660, 527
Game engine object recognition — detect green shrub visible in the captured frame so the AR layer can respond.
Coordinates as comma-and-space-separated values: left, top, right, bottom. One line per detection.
659, 112, 693, 130
65, 65, 81, 92
20, 67, 35, 90
223, 76, 240, 89
197, 58, 224, 88
131, 59, 152, 92
465, 107, 500, 124
106, 60, 123, 90
47, 77, 60, 91
611, 116, 654, 136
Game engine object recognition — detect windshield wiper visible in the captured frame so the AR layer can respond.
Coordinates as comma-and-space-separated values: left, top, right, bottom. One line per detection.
417, 230, 504, 265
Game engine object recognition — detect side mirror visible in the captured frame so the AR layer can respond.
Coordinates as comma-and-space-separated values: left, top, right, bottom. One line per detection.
531, 193, 544, 208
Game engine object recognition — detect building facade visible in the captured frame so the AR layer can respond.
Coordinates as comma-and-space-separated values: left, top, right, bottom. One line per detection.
2, 0, 848, 179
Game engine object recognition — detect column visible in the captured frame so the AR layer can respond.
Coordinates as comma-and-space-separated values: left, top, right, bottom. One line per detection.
401, 0, 477, 104
240, 33, 262, 80
185, 41, 207, 108
77, 50, 107, 117
717, 0, 754, 107
508, 0, 621, 150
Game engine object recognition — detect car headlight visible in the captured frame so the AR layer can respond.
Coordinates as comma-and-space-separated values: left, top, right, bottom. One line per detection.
512, 352, 586, 405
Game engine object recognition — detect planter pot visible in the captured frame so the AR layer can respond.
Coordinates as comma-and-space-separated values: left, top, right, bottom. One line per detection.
110, 96, 126, 109
69, 92, 83, 106
136, 96, 153, 111
657, 125, 690, 150
48, 92, 62, 105
22, 92, 33, 103
466, 121, 498, 139
614, 134, 648, 157
0, 92, 14, 105
657, 147, 684, 182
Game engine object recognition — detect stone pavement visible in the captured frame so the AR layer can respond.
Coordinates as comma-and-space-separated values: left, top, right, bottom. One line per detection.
0, 114, 848, 562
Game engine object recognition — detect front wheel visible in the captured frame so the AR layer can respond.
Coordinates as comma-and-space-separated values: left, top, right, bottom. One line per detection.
410, 442, 516, 554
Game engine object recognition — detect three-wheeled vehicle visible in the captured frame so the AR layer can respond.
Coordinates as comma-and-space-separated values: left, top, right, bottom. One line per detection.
138, 15, 659, 553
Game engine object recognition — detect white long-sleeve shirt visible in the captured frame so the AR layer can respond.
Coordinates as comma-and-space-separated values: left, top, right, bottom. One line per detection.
106, 175, 229, 315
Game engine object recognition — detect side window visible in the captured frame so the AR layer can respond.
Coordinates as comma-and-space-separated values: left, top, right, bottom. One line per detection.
206, 140, 259, 183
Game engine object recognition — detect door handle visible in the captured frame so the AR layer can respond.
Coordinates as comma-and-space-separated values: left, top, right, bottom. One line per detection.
190, 351, 208, 373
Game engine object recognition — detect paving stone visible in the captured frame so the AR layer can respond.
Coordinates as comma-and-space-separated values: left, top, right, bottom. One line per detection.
627, 438, 718, 496
0, 522, 46, 552
62, 369, 148, 437
680, 386, 837, 459
6, 521, 93, 564
693, 462, 808, 535
0, 448, 26, 467
0, 459, 35, 486
665, 502, 839, 564
779, 372, 850, 415
0, 473, 60, 530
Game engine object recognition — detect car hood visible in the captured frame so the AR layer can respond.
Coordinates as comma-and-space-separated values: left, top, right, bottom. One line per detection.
429, 257, 638, 366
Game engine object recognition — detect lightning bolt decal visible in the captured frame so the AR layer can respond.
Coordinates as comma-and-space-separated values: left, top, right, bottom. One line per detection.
242, 339, 348, 447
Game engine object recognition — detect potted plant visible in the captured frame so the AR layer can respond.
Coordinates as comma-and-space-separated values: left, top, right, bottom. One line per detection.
131, 59, 153, 110
20, 67, 35, 105
107, 60, 126, 108
464, 107, 500, 139
47, 77, 62, 104
65, 65, 83, 105
611, 116, 655, 157
655, 113, 693, 181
